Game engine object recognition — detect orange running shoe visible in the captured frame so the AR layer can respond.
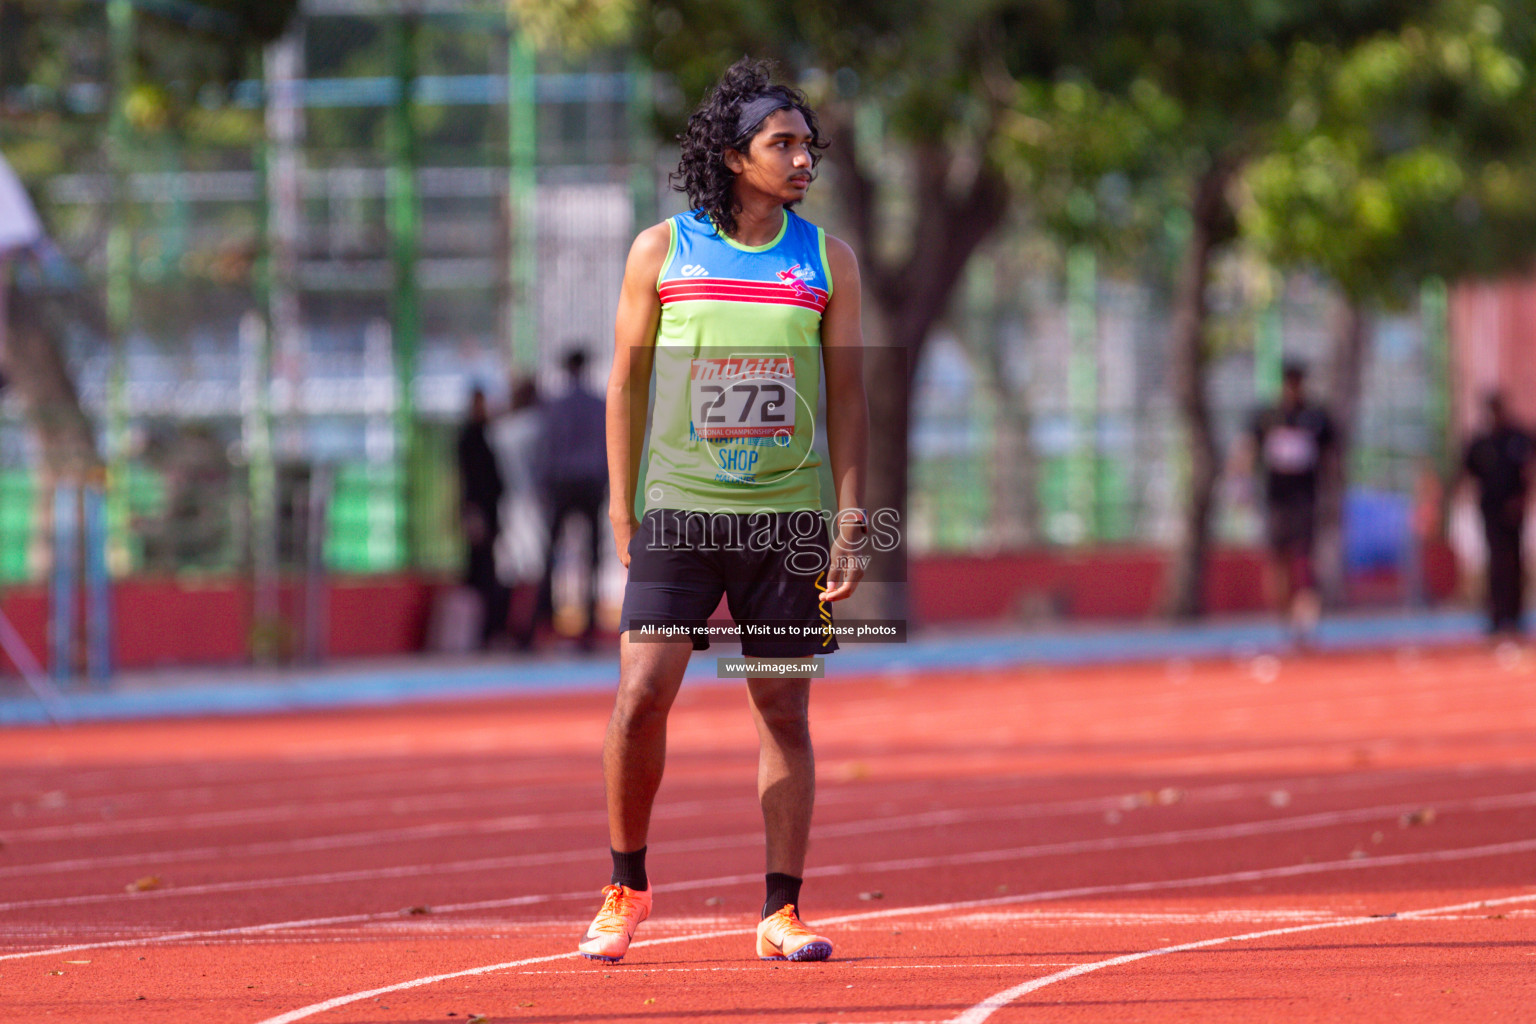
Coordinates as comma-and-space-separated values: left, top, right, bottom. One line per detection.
578, 884, 652, 963
756, 904, 833, 962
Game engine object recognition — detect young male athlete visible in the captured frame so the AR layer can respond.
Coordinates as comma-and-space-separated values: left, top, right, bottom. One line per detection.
578, 59, 868, 964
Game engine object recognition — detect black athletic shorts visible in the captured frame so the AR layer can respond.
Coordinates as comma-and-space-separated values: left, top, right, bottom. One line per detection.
619, 509, 840, 658
1265, 500, 1317, 557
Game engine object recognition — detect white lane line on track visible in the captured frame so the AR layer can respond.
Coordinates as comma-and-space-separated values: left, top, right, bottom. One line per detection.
11, 820, 1536, 967
0, 870, 783, 962
0, 760, 1027, 844
0, 762, 576, 809
0, 788, 1162, 874
6, 769, 906, 843
0, 778, 1285, 859
946, 891, 1536, 1023
508, 963, 1048, 974
251, 841, 1536, 1024
3, 767, 1473, 877
0, 807, 623, 878
6, 740, 1520, 848
0, 870, 789, 962
8, 653, 1523, 815
5, 785, 1535, 913
828, 787, 1536, 877
0, 759, 651, 829
0, 789, 601, 844
0, 892, 586, 963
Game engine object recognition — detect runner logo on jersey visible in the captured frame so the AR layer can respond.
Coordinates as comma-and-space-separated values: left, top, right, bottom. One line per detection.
777, 264, 817, 296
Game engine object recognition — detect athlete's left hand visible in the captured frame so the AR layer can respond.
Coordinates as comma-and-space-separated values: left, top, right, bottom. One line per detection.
820, 532, 866, 602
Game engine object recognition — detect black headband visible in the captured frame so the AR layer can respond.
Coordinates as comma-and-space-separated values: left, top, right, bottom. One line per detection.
734, 93, 793, 140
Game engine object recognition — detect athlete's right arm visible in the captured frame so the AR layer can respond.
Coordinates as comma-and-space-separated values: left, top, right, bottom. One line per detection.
606, 221, 671, 567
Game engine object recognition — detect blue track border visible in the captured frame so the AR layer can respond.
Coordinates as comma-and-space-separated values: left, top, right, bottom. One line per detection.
0, 610, 1509, 727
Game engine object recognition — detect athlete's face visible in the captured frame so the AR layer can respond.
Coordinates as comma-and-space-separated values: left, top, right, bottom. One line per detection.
726, 108, 814, 204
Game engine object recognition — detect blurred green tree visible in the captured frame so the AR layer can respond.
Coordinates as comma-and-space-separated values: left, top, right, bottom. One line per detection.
993, 1, 1432, 616
521, 0, 1088, 618
630, 0, 1024, 620
1241, 0, 1536, 599
522, 0, 1437, 619
0, 0, 299, 481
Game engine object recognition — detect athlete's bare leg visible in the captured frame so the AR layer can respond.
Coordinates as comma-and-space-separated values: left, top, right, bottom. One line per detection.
1265, 554, 1292, 620
1291, 586, 1322, 635
1289, 549, 1322, 641
604, 633, 693, 852
746, 674, 814, 877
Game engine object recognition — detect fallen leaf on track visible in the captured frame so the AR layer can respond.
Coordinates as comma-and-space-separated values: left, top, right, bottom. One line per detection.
858, 890, 883, 901
835, 762, 869, 782
402, 905, 431, 915
125, 875, 163, 893
1399, 807, 1436, 827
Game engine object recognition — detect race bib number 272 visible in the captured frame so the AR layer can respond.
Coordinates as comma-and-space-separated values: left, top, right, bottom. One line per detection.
690, 356, 796, 442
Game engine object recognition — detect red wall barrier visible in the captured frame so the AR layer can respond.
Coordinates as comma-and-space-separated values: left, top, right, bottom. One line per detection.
908, 542, 1456, 625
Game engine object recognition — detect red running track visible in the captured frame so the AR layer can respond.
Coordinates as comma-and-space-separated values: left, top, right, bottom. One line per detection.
3, 645, 1536, 1022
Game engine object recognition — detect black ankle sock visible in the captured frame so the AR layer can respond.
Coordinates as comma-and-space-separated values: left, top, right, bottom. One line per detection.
762, 872, 803, 919
610, 846, 648, 891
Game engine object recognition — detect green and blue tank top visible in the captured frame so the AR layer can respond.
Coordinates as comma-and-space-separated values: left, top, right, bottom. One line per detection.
642, 208, 832, 513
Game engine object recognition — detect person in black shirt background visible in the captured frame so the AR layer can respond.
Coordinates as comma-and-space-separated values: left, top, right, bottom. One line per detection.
1460, 392, 1534, 637
457, 385, 508, 649
535, 348, 608, 649
1236, 361, 1337, 646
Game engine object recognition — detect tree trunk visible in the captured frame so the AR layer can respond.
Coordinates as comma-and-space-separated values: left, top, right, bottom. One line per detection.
846, 302, 913, 624
4, 286, 103, 484
827, 134, 1009, 625
1163, 159, 1237, 619
1316, 299, 1370, 606
979, 304, 1037, 548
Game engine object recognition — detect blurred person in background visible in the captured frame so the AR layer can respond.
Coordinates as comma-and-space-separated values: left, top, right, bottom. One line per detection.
1459, 391, 1534, 638
1234, 360, 1337, 647
456, 385, 507, 650
535, 347, 608, 649
491, 374, 544, 650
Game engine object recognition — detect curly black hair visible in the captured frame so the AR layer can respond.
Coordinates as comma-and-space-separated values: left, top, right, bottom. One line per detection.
670, 58, 828, 239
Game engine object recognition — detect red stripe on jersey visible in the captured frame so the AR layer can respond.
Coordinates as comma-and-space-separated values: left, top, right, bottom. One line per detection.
661, 277, 828, 297
660, 277, 828, 312
662, 291, 827, 312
